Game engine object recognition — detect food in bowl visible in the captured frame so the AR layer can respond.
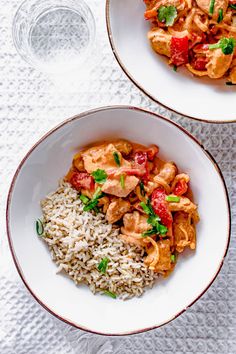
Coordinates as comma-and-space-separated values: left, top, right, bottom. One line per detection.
38, 139, 199, 299
144, 0, 236, 82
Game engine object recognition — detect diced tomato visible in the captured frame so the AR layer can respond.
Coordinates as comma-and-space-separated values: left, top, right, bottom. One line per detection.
170, 36, 189, 66
173, 179, 188, 196
134, 151, 149, 183
69, 172, 94, 191
229, 0, 236, 4
151, 188, 173, 227
192, 56, 208, 71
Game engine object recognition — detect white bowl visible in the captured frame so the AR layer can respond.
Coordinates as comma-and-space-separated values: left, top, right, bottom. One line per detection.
7, 106, 230, 335
106, 0, 236, 123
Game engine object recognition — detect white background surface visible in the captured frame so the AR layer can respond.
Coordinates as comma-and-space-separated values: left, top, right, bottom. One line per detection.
0, 0, 236, 353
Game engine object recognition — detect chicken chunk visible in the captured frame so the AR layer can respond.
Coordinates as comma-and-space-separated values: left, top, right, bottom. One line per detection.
153, 162, 177, 193
196, 0, 228, 21
168, 196, 198, 214
144, 240, 172, 274
102, 175, 139, 198
206, 48, 233, 79
111, 140, 133, 156
173, 211, 196, 252
106, 198, 131, 224
148, 28, 172, 57
121, 211, 151, 238
82, 143, 131, 173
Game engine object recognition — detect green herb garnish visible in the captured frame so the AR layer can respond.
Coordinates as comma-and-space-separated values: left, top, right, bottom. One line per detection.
103, 290, 117, 299
209, 0, 215, 15
230, 4, 236, 10
217, 8, 223, 22
98, 257, 110, 274
158, 6, 177, 26
113, 152, 121, 167
91, 169, 107, 184
120, 174, 125, 189
36, 219, 44, 236
166, 195, 180, 203
173, 65, 177, 72
80, 194, 90, 204
209, 37, 236, 55
140, 200, 168, 237
83, 187, 104, 211
140, 181, 146, 196
171, 254, 176, 263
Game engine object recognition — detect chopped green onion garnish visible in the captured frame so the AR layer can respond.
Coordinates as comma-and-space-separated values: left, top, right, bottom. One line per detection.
80, 194, 90, 204
91, 169, 107, 184
83, 187, 104, 211
103, 290, 117, 299
171, 254, 176, 263
217, 8, 223, 22
173, 65, 177, 72
209, 37, 236, 55
230, 4, 236, 10
36, 219, 44, 236
98, 257, 110, 274
113, 152, 121, 167
120, 174, 125, 189
209, 0, 215, 15
140, 201, 152, 215
93, 187, 102, 199
140, 181, 146, 196
166, 195, 180, 203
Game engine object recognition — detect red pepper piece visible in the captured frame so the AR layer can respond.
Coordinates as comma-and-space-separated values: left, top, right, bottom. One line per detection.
170, 36, 189, 66
151, 188, 173, 227
134, 151, 149, 183
192, 57, 208, 71
173, 179, 188, 196
69, 172, 94, 191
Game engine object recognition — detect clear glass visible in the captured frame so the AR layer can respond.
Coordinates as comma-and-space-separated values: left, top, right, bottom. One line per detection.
12, 0, 96, 74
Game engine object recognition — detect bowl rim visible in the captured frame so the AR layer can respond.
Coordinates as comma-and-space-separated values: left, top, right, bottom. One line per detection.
6, 105, 231, 336
105, 0, 236, 124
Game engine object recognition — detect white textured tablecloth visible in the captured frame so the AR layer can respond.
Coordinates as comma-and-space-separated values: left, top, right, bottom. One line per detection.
0, 0, 235, 353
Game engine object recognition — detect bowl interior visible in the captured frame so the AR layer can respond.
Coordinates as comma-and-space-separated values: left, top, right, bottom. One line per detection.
107, 0, 236, 122
8, 107, 230, 335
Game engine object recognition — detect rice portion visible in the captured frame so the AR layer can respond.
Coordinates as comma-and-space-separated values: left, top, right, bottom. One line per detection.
41, 181, 157, 299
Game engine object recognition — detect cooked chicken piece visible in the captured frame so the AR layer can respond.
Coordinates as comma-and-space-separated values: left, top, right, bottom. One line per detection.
98, 196, 110, 213
173, 211, 196, 252
196, 0, 228, 21
206, 48, 233, 79
102, 175, 139, 198
111, 140, 133, 156
121, 211, 151, 238
148, 28, 172, 57
229, 65, 236, 84
168, 196, 198, 214
106, 198, 131, 224
147, 239, 172, 273
144, 237, 160, 270
73, 152, 85, 171
145, 181, 158, 196
153, 162, 177, 193
82, 143, 131, 173
119, 234, 147, 248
